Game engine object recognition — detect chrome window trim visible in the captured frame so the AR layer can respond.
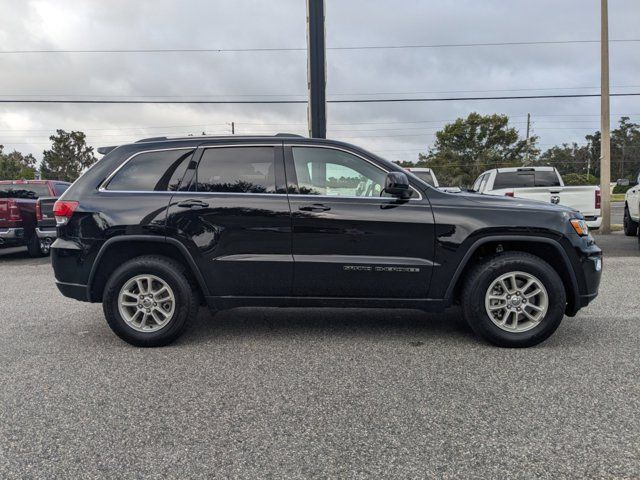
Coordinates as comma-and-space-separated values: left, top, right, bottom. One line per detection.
98, 147, 195, 192
285, 143, 423, 201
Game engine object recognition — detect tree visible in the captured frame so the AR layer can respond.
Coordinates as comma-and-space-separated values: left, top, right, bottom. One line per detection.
40, 130, 97, 182
416, 113, 537, 187
0, 145, 37, 180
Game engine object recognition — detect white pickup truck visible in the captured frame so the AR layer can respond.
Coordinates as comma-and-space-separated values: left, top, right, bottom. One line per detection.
404, 167, 462, 193
472, 167, 602, 229
623, 172, 640, 236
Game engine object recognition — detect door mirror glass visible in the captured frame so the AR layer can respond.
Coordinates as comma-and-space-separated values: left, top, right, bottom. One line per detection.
385, 172, 412, 199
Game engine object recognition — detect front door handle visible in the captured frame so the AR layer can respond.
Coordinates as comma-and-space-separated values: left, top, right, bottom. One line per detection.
299, 203, 331, 212
177, 199, 209, 209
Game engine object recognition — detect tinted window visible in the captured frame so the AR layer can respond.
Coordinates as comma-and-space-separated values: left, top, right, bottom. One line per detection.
195, 147, 276, 193
106, 149, 194, 191
534, 170, 562, 187
493, 172, 535, 189
292, 147, 388, 197
54, 183, 69, 196
411, 171, 435, 186
0, 184, 50, 198
493, 170, 561, 189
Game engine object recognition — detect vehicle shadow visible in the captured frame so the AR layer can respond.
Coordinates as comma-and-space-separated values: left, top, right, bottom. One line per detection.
175, 306, 478, 347
0, 247, 49, 264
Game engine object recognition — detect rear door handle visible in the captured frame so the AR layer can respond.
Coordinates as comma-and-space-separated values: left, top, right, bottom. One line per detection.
299, 203, 331, 212
177, 199, 209, 209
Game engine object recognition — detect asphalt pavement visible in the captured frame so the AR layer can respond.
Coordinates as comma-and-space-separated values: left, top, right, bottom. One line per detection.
0, 236, 638, 479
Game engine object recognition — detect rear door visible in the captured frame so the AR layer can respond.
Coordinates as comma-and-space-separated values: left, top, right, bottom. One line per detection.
285, 144, 435, 298
165, 143, 292, 297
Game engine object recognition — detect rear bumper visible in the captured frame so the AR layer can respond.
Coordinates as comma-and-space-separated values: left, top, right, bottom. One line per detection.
35, 227, 57, 239
0, 227, 25, 240
585, 216, 602, 229
55, 281, 89, 302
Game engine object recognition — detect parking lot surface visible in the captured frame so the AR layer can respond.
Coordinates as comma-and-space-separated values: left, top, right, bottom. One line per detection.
0, 235, 638, 479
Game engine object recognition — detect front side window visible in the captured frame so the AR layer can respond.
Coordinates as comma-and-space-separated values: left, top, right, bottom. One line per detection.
195, 147, 276, 193
291, 147, 388, 197
54, 184, 69, 196
106, 149, 194, 191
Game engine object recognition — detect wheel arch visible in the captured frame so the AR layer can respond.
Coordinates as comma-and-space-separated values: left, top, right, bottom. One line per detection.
445, 235, 580, 316
87, 235, 209, 302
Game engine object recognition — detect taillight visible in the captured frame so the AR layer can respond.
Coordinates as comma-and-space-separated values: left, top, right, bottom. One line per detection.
595, 189, 601, 209
53, 200, 79, 226
504, 192, 514, 197
35, 200, 42, 221
7, 199, 21, 222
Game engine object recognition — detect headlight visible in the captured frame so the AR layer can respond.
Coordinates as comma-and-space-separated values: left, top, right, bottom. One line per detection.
570, 218, 589, 236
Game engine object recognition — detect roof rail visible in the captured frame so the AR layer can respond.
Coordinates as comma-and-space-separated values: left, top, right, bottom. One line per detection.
97, 146, 117, 155
135, 136, 168, 143
275, 133, 304, 137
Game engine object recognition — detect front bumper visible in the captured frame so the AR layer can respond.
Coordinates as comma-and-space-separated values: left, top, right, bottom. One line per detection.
35, 227, 57, 239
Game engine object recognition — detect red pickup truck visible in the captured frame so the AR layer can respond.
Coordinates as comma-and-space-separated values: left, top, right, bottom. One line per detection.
0, 180, 70, 256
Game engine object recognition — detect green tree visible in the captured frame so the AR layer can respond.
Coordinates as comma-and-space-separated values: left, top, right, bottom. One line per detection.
40, 130, 97, 182
416, 113, 537, 187
0, 145, 37, 179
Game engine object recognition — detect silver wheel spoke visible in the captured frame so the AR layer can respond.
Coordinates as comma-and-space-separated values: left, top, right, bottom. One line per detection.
485, 271, 548, 334
118, 274, 176, 333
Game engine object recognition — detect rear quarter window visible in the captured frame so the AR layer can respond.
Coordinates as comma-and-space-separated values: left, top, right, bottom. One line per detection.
105, 149, 194, 191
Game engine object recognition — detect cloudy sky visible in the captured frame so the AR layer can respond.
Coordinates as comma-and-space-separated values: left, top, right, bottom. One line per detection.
0, 0, 638, 165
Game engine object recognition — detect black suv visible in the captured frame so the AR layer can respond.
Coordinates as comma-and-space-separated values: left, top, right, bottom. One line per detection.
51, 135, 602, 347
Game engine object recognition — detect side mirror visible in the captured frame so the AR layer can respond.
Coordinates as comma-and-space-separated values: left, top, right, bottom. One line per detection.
385, 172, 412, 199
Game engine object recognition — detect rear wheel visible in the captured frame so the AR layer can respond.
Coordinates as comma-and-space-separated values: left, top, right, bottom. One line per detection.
103, 255, 198, 347
462, 252, 566, 348
26, 234, 47, 257
623, 205, 639, 236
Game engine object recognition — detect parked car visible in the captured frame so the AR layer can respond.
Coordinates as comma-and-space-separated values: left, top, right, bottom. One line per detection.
404, 167, 461, 193
623, 172, 640, 236
472, 167, 602, 229
35, 197, 60, 254
51, 135, 602, 348
0, 180, 70, 256
404, 167, 439, 187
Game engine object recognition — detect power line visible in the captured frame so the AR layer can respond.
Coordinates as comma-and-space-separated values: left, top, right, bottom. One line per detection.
1, 39, 638, 54
1, 92, 638, 104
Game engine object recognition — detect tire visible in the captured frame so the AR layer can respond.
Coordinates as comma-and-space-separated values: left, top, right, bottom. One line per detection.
461, 252, 566, 348
623, 206, 639, 237
102, 255, 199, 347
26, 234, 47, 257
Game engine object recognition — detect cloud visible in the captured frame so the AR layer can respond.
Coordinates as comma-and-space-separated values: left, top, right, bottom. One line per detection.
0, 0, 638, 165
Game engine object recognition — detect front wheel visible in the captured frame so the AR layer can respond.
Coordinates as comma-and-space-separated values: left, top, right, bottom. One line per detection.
102, 255, 199, 347
461, 252, 566, 348
623, 206, 639, 236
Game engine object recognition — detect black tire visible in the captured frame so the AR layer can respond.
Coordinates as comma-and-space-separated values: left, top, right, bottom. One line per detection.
102, 255, 199, 347
623, 205, 639, 237
461, 252, 566, 348
26, 234, 47, 257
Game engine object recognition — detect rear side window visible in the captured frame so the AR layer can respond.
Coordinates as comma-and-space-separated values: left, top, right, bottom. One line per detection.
106, 149, 194, 191
493, 170, 560, 189
195, 147, 276, 193
0, 183, 50, 199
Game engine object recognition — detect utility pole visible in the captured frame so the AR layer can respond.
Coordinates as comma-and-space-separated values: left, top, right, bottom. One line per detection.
525, 113, 531, 165
307, 0, 327, 138
600, 0, 611, 233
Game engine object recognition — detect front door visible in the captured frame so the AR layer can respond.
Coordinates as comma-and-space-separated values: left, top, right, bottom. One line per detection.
285, 145, 435, 298
165, 143, 293, 297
